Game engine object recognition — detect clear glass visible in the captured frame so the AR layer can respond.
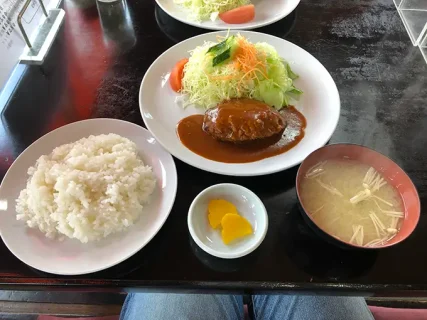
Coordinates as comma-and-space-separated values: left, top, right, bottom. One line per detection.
394, 0, 427, 63
96, 0, 136, 52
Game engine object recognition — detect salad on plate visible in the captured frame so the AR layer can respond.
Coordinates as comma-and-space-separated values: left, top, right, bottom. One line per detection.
173, 0, 256, 24
170, 34, 303, 110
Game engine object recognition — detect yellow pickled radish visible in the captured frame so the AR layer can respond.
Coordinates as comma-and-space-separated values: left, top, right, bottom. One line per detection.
208, 199, 238, 229
221, 213, 253, 244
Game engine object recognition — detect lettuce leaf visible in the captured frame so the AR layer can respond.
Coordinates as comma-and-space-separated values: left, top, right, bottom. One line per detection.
174, 0, 250, 21
181, 35, 303, 110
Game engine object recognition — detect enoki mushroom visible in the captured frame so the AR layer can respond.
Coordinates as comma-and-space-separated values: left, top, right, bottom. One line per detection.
350, 167, 391, 205
302, 161, 403, 247
316, 179, 343, 197
365, 210, 401, 247
305, 161, 327, 179
372, 198, 404, 218
350, 225, 364, 246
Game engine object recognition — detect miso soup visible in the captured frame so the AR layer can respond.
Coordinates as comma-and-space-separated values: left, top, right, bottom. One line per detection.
300, 159, 404, 247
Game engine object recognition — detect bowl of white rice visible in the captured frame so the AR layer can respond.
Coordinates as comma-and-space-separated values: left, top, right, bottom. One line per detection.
0, 119, 177, 275
16, 133, 157, 243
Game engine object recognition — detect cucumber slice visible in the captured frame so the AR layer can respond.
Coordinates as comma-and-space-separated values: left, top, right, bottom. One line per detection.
212, 48, 231, 67
207, 38, 230, 54
207, 36, 239, 67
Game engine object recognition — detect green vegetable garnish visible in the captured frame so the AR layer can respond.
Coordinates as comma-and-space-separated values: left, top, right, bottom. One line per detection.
212, 49, 231, 67
180, 34, 303, 110
207, 36, 238, 67
207, 38, 230, 54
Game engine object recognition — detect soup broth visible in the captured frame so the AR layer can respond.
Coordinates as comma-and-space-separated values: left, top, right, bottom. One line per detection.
300, 159, 404, 247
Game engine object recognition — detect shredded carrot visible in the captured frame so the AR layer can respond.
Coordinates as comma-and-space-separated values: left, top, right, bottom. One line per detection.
209, 75, 235, 81
233, 60, 240, 71
205, 35, 269, 92
234, 37, 268, 90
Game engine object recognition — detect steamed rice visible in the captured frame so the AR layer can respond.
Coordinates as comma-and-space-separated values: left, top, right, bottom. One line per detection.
16, 133, 156, 243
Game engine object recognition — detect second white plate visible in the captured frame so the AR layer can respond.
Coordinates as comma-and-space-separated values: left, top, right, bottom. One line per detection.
139, 31, 341, 176
156, 0, 301, 30
0, 119, 177, 275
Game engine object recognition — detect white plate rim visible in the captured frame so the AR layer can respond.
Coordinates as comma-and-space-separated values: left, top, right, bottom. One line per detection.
0, 118, 178, 275
155, 0, 301, 30
139, 30, 341, 177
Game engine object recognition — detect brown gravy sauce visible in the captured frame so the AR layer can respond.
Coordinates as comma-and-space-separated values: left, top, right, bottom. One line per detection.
176, 106, 306, 163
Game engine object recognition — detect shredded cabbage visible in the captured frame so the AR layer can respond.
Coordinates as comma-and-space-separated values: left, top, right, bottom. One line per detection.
173, 0, 250, 21
181, 36, 303, 110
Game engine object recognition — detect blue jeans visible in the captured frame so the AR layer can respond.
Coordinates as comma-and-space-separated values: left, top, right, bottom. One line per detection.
120, 293, 374, 320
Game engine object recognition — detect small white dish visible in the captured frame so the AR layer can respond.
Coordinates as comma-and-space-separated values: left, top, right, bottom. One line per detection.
188, 183, 268, 259
0, 119, 177, 275
155, 0, 301, 30
140, 30, 341, 176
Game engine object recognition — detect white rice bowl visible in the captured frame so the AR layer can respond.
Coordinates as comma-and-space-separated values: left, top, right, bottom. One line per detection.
16, 133, 156, 243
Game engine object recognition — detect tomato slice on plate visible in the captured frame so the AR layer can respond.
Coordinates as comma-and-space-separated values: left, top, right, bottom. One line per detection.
219, 5, 255, 24
170, 58, 189, 92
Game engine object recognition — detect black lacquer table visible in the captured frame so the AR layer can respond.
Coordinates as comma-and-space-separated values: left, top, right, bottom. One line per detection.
0, 0, 426, 296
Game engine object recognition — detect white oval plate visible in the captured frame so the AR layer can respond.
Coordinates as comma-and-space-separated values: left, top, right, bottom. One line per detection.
0, 119, 177, 275
140, 31, 340, 176
156, 0, 300, 30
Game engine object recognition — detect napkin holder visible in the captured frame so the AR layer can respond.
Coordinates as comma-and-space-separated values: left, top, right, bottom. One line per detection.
18, 0, 65, 65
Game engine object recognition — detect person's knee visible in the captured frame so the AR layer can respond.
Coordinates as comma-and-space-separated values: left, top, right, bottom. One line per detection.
121, 293, 243, 320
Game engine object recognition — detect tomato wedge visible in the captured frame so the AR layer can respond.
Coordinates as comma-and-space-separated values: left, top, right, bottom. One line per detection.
219, 4, 255, 24
170, 58, 189, 92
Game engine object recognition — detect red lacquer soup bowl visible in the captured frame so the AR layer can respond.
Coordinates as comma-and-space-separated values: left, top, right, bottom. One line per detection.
296, 144, 420, 249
